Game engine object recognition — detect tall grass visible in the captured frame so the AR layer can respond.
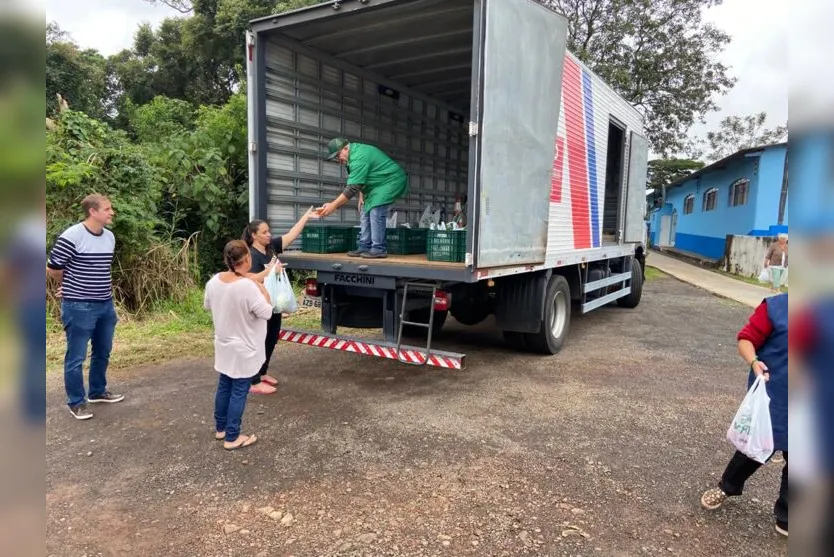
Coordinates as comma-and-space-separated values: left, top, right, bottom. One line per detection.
46, 234, 201, 322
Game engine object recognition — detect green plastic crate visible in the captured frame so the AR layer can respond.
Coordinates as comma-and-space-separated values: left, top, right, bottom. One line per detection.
302, 225, 354, 253
426, 229, 466, 262
386, 227, 428, 255
347, 226, 361, 251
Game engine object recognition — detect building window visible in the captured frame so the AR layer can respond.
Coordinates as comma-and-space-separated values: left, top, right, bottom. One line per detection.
729, 178, 750, 207
703, 188, 718, 212
683, 194, 695, 215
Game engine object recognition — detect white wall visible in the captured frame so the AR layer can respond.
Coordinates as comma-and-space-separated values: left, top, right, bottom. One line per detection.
722, 235, 776, 278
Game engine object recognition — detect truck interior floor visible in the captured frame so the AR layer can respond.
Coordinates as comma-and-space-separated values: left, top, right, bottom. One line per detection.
285, 252, 465, 269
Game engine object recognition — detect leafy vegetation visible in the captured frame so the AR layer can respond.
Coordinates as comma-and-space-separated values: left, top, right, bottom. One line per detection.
687, 111, 789, 163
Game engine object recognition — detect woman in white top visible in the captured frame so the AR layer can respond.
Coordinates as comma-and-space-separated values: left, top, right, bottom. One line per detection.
203, 240, 275, 450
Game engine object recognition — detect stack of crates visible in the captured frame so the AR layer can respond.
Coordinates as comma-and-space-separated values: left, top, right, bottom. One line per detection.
386, 227, 428, 255
426, 229, 466, 262
301, 225, 354, 253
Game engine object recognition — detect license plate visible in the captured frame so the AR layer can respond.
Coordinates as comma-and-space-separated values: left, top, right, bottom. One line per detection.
302, 295, 322, 308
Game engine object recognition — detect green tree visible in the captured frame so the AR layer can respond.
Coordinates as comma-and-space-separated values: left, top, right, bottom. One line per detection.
689, 112, 788, 163
646, 158, 704, 207
129, 96, 196, 143
46, 23, 111, 119
541, 0, 735, 155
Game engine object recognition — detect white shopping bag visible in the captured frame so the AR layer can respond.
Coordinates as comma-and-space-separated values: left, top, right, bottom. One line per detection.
264, 267, 298, 315
726, 375, 774, 463
757, 267, 771, 283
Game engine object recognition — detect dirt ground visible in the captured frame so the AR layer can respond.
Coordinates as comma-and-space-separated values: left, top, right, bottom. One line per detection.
46, 275, 788, 557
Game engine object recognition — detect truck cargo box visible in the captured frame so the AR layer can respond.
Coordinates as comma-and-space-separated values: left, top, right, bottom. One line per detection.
247, 0, 648, 283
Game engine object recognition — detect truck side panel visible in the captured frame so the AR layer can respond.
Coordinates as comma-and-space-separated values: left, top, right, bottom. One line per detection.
545, 52, 645, 262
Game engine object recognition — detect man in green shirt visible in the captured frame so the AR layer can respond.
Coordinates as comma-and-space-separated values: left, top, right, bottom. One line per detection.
315, 137, 408, 259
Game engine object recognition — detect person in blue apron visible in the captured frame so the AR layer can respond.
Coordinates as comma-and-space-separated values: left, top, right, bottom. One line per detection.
792, 294, 834, 550
700, 292, 788, 537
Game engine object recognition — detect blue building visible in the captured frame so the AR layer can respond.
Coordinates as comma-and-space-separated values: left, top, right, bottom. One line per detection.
649, 142, 788, 261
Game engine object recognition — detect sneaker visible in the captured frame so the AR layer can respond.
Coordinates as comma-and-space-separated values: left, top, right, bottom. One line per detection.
700, 487, 730, 510
87, 391, 125, 404
69, 403, 93, 420
775, 522, 788, 537
360, 250, 388, 259
249, 382, 277, 395
347, 249, 368, 257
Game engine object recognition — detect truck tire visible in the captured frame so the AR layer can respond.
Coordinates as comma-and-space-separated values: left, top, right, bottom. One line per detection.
524, 275, 571, 355
502, 330, 528, 351
402, 309, 448, 338
617, 259, 643, 309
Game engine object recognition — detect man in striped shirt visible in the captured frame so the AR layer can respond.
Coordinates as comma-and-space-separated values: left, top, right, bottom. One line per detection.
47, 194, 124, 420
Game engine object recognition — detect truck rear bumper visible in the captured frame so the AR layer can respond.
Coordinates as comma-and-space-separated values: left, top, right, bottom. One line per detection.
278, 328, 466, 370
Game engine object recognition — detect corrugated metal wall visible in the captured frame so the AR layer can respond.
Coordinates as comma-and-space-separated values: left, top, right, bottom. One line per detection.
263, 38, 469, 238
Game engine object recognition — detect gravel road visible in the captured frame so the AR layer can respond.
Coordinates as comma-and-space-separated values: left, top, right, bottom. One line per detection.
46, 274, 787, 557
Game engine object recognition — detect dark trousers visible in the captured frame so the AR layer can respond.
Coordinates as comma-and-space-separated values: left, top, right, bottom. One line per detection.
252, 313, 282, 385
720, 450, 788, 527
214, 373, 253, 443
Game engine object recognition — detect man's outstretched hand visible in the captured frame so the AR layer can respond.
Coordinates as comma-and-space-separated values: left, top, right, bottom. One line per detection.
315, 203, 335, 217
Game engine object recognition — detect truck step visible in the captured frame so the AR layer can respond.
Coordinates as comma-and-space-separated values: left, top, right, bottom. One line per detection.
278, 328, 465, 370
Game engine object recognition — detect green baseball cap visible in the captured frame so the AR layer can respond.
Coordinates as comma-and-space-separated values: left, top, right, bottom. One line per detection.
326, 137, 349, 160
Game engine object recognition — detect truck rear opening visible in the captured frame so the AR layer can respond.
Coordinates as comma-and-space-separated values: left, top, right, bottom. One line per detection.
249, 0, 477, 278
247, 0, 649, 368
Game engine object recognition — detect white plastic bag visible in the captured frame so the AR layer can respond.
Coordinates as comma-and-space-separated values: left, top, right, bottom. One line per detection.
757, 267, 771, 283
726, 375, 774, 463
264, 267, 298, 315
386, 210, 398, 228
419, 205, 433, 228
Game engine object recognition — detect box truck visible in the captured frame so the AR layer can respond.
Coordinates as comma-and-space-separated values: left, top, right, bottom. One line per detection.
246, 0, 649, 370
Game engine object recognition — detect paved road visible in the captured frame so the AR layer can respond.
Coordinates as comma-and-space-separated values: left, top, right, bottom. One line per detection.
647, 251, 774, 308
46, 275, 787, 557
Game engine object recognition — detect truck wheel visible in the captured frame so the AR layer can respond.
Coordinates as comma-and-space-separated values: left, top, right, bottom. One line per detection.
402, 309, 448, 338
503, 331, 528, 351
617, 259, 643, 309
524, 275, 571, 355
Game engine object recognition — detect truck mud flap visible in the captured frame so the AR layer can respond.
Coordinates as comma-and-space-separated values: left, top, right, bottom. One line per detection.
278, 328, 465, 370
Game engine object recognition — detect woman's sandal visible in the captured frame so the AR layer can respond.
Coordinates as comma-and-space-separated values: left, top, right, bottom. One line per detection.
215, 431, 226, 440
262, 375, 279, 386
224, 434, 258, 451
700, 487, 729, 510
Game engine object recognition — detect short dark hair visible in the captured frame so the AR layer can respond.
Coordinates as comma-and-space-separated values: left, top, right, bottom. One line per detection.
81, 194, 110, 217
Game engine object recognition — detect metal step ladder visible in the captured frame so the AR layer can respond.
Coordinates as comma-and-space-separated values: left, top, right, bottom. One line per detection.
395, 281, 441, 366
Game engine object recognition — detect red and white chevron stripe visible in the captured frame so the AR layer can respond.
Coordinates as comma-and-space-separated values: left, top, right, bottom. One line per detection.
278, 329, 464, 370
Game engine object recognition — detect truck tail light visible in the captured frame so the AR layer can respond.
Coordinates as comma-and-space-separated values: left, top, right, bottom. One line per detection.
433, 290, 449, 312
305, 278, 320, 297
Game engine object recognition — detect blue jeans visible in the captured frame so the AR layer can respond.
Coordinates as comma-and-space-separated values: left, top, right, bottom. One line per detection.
19, 298, 46, 423
214, 373, 253, 443
61, 300, 118, 407
358, 204, 391, 254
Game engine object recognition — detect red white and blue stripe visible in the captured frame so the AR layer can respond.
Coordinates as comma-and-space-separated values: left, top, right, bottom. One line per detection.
550, 55, 603, 250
